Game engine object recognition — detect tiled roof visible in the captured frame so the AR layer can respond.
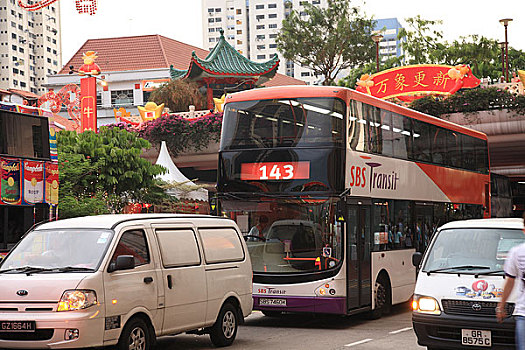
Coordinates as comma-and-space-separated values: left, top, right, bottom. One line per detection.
8, 89, 40, 99
59, 35, 209, 74
170, 29, 279, 80
262, 73, 307, 87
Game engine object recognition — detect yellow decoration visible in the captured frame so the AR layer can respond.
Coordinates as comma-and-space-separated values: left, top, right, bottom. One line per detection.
113, 107, 131, 121
518, 70, 525, 86
138, 102, 164, 122
213, 94, 226, 113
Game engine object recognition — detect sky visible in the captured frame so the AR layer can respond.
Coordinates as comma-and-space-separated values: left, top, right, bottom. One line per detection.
59, 0, 525, 66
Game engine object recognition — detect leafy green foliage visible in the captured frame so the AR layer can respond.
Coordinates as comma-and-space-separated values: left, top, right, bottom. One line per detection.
338, 56, 402, 88
410, 87, 525, 116
58, 127, 167, 216
276, 0, 375, 85
149, 79, 207, 113
398, 15, 444, 64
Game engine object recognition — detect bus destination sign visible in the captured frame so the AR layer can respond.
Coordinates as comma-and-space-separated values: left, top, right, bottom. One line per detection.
241, 162, 310, 181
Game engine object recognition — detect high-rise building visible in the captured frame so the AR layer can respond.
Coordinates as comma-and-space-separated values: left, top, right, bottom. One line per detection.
373, 18, 405, 63
202, 0, 327, 85
0, 0, 62, 94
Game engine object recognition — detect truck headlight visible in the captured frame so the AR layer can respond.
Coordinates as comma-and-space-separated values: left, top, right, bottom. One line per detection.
412, 295, 441, 315
57, 290, 97, 312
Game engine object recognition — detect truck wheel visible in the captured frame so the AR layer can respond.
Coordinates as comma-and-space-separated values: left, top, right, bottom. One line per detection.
210, 302, 238, 347
368, 275, 391, 319
117, 317, 152, 350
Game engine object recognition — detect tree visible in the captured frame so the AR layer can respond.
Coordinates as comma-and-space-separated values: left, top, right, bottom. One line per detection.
338, 56, 402, 88
397, 15, 444, 64
276, 0, 375, 85
58, 126, 167, 216
149, 79, 207, 113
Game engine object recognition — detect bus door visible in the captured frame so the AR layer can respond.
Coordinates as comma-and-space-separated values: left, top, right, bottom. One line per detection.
346, 200, 372, 311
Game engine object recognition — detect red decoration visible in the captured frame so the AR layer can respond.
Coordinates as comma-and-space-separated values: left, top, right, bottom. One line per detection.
18, 0, 97, 14
80, 77, 97, 132
356, 64, 480, 102
38, 84, 81, 127
18, 0, 58, 11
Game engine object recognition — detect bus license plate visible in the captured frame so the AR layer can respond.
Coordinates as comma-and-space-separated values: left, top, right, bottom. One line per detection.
461, 329, 491, 347
0, 321, 36, 332
259, 298, 286, 306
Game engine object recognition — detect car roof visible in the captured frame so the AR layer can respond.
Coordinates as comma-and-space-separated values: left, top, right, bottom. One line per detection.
35, 214, 230, 230
439, 218, 524, 231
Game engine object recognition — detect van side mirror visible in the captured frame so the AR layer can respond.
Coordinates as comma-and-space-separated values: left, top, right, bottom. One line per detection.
108, 255, 135, 272
412, 252, 423, 267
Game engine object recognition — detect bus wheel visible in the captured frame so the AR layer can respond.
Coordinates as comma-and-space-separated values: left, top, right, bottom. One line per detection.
261, 310, 283, 317
369, 275, 391, 319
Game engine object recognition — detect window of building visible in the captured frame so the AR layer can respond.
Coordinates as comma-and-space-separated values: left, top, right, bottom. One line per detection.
12, 68, 18, 74
257, 45, 265, 50
257, 54, 266, 59
215, 17, 221, 22
11, 33, 16, 39
255, 4, 264, 9
111, 90, 134, 106
237, 40, 242, 45
215, 8, 221, 12
236, 19, 242, 25
209, 28, 215, 32
208, 8, 214, 13
268, 13, 277, 18
269, 33, 277, 38
256, 34, 265, 40
237, 29, 242, 34
269, 23, 277, 29
236, 9, 241, 14
269, 43, 277, 48
256, 14, 264, 20
20, 82, 25, 87
18, 47, 23, 53
256, 24, 265, 29
301, 72, 311, 77
11, 44, 16, 51
209, 37, 215, 42
269, 3, 277, 8
208, 18, 214, 23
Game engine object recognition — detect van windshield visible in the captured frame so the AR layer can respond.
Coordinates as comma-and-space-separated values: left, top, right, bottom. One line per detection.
0, 229, 114, 272
422, 228, 525, 274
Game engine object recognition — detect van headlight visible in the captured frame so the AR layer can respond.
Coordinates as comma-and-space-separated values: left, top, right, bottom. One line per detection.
57, 290, 97, 312
412, 295, 441, 315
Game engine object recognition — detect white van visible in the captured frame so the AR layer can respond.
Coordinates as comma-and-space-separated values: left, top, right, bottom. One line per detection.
412, 218, 524, 350
0, 214, 252, 349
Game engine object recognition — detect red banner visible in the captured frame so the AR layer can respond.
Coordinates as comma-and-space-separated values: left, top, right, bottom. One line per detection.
80, 76, 97, 132
356, 64, 480, 101
45, 162, 59, 205
23, 160, 44, 204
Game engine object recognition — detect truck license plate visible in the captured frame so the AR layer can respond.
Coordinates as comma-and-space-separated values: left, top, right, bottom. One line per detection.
0, 321, 36, 332
461, 329, 491, 347
259, 298, 286, 306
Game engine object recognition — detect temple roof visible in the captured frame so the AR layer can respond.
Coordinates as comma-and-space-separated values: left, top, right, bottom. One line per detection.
170, 29, 279, 83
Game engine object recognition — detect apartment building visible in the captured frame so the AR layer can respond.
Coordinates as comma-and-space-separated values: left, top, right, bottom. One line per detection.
374, 18, 405, 63
0, 0, 62, 94
202, 0, 326, 85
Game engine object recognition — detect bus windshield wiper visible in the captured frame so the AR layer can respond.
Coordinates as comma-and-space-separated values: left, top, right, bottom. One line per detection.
425, 265, 491, 275
0, 266, 54, 275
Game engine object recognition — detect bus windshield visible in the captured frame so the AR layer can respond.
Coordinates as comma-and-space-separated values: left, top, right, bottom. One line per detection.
422, 228, 525, 274
220, 97, 345, 150
221, 197, 342, 274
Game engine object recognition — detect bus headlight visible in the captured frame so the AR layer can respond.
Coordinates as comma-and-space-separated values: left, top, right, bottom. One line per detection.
412, 295, 441, 315
57, 290, 97, 312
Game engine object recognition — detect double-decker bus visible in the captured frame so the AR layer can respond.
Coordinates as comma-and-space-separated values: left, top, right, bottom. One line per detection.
216, 86, 490, 318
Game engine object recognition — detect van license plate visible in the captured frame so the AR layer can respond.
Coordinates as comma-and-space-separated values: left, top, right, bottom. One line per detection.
259, 298, 286, 306
1, 321, 36, 332
461, 329, 491, 347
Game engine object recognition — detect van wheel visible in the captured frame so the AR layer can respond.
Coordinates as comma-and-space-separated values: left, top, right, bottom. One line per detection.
261, 310, 283, 317
368, 275, 391, 319
209, 303, 238, 347
117, 317, 151, 350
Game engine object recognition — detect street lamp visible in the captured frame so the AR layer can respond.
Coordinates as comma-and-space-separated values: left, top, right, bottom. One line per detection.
371, 32, 384, 73
499, 18, 513, 82
499, 42, 506, 82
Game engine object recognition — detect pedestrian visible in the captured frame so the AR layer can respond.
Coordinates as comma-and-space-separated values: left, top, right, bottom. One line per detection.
496, 212, 525, 350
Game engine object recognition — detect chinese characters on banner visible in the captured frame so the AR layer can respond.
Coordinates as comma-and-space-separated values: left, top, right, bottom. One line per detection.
80, 76, 97, 132
356, 64, 480, 100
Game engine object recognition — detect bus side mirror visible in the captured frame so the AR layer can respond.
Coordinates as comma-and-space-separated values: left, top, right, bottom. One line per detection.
412, 252, 422, 267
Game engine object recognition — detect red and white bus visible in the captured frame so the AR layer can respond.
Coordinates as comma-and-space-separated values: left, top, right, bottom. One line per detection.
216, 86, 490, 318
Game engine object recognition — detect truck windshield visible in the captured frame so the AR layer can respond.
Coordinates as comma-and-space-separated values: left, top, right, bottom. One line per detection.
422, 228, 525, 274
0, 229, 114, 272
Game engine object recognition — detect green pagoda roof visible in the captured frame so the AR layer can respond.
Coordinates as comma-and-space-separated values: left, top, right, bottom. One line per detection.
170, 29, 279, 83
